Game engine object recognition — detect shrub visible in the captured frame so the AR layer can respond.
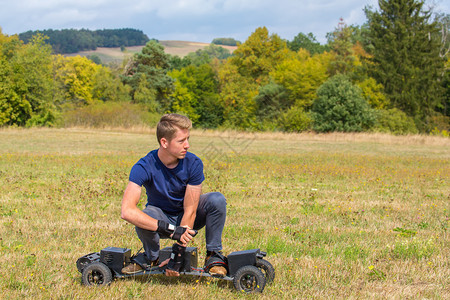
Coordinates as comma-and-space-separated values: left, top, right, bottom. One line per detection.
277, 105, 312, 132
26, 108, 60, 127
373, 108, 418, 135
427, 114, 450, 133
61, 101, 160, 128
312, 75, 375, 132
430, 128, 449, 137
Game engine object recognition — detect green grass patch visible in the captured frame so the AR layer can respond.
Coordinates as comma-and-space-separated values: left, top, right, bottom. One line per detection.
388, 237, 436, 260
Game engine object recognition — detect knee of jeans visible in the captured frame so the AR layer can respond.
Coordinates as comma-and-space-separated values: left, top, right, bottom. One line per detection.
207, 192, 227, 212
135, 225, 156, 235
142, 206, 163, 219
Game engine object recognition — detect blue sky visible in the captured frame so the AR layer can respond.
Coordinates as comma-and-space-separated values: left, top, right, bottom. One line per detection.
0, 0, 448, 44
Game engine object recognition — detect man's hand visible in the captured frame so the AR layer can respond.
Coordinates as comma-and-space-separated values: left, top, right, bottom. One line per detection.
159, 258, 180, 276
156, 220, 197, 246
171, 226, 197, 246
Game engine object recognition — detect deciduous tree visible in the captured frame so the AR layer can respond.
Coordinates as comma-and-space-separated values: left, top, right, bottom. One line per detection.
288, 32, 328, 54
0, 31, 56, 126
170, 64, 223, 127
53, 55, 102, 106
229, 27, 291, 84
218, 62, 258, 129
271, 49, 333, 109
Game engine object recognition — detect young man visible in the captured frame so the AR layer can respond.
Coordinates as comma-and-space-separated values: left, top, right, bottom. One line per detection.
121, 113, 227, 276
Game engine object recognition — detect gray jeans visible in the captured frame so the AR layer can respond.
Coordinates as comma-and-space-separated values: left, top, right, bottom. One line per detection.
135, 192, 227, 261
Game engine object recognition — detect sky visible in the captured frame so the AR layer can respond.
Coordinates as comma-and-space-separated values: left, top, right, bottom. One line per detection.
0, 0, 448, 44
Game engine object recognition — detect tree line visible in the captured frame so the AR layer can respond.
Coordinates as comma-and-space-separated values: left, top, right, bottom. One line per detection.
18, 28, 150, 54
211, 38, 240, 46
1, 0, 449, 134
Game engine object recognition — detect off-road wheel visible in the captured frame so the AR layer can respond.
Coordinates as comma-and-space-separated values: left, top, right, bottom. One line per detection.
256, 258, 275, 284
233, 265, 266, 293
81, 262, 113, 286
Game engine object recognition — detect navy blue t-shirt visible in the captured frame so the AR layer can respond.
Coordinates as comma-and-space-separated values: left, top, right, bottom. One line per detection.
129, 150, 205, 214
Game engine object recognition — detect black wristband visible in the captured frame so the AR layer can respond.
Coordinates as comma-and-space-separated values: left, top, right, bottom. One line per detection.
171, 226, 187, 243
156, 220, 176, 237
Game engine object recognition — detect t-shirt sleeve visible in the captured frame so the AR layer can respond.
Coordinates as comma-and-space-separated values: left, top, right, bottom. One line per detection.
189, 158, 205, 186
129, 162, 150, 186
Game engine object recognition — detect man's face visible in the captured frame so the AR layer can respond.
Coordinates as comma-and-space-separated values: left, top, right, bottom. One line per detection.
165, 128, 190, 159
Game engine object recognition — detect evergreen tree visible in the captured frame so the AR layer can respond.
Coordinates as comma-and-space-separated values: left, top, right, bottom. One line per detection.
19, 28, 149, 54
434, 13, 449, 117
312, 75, 375, 132
254, 82, 289, 129
121, 41, 174, 110
365, 0, 445, 131
327, 18, 357, 75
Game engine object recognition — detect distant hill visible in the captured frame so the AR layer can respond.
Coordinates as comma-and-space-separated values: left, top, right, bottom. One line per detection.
161, 40, 237, 56
19, 28, 150, 54
68, 40, 238, 63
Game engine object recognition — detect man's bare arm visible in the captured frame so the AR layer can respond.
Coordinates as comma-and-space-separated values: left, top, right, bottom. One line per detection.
121, 181, 196, 245
180, 184, 202, 229
121, 181, 158, 231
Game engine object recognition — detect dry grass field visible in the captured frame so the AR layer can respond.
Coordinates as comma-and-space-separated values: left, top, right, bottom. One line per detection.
70, 41, 237, 63
0, 128, 449, 299
159, 40, 237, 56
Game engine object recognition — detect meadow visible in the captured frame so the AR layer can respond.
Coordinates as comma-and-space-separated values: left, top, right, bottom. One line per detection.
0, 128, 448, 299
69, 41, 238, 63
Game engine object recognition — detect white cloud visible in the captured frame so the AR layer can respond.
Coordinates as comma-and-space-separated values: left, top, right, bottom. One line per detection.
40, 8, 98, 25
0, 0, 447, 43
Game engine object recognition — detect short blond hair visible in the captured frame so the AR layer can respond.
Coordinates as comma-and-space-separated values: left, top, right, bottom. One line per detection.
156, 113, 192, 145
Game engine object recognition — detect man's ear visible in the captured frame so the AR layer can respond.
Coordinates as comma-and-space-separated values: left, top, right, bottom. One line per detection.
160, 137, 168, 149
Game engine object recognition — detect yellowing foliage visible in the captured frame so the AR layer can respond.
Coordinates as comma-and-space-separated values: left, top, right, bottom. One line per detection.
170, 80, 200, 123
218, 62, 259, 128
357, 77, 389, 109
271, 49, 333, 109
230, 27, 291, 84
53, 55, 103, 105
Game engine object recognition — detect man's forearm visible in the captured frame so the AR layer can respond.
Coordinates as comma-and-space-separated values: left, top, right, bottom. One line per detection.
180, 209, 196, 228
121, 181, 159, 231
121, 206, 159, 231
181, 184, 201, 229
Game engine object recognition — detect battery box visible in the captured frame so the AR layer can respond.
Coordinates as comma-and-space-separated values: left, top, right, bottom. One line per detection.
76, 252, 100, 273
100, 247, 131, 273
227, 249, 259, 276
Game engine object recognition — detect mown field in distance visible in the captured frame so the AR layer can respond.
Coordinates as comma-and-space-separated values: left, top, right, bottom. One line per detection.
68, 41, 238, 63
0, 128, 449, 299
